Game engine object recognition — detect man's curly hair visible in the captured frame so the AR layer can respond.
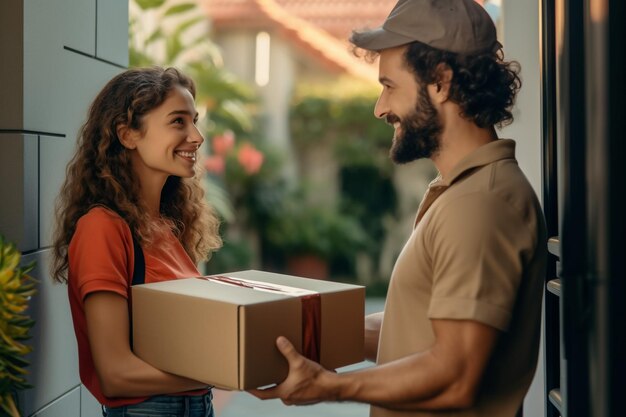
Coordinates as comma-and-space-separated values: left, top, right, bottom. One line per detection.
403, 42, 522, 128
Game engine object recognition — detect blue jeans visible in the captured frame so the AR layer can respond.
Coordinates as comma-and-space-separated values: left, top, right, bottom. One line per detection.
103, 391, 214, 417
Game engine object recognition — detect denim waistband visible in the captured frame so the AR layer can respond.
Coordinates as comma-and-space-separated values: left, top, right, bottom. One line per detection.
103, 391, 214, 417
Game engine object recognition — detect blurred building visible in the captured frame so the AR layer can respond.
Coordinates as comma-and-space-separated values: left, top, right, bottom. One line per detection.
201, 0, 390, 186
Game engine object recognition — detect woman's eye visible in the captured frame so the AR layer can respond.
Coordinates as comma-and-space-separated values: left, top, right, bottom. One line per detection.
172, 118, 184, 125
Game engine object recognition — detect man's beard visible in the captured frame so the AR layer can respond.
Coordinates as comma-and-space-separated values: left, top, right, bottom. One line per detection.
387, 87, 443, 164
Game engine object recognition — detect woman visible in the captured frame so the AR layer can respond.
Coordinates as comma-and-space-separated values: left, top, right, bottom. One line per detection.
51, 67, 222, 416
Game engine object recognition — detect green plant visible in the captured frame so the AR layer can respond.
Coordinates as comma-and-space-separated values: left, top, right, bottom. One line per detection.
265, 192, 370, 260
0, 237, 36, 417
290, 79, 394, 173
204, 237, 254, 275
290, 81, 401, 279
129, 0, 256, 136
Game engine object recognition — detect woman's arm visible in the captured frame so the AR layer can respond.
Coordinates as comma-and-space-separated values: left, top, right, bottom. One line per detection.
85, 291, 207, 398
364, 312, 384, 362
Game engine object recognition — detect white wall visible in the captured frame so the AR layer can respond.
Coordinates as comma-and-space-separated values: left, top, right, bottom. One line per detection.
0, 1, 128, 415
499, 1, 546, 416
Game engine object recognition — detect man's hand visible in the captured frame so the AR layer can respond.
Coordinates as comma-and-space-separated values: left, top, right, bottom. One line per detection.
249, 336, 338, 405
250, 319, 498, 411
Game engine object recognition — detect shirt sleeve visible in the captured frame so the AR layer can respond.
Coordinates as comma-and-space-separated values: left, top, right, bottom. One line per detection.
426, 192, 534, 331
68, 207, 134, 302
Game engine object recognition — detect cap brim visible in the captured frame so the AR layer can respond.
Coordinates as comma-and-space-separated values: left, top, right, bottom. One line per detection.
350, 27, 415, 52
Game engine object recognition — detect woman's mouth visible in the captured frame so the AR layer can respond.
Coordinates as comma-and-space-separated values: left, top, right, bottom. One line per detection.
175, 150, 197, 162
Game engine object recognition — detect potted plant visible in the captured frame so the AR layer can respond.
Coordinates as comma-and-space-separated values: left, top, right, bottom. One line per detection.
265, 195, 369, 280
0, 236, 36, 417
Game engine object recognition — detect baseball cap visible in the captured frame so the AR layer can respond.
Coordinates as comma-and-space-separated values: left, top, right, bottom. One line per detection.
350, 0, 500, 54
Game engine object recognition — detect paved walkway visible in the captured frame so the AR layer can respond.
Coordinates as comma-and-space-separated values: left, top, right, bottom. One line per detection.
214, 298, 386, 417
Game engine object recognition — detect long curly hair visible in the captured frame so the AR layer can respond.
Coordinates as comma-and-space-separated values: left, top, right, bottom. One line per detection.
51, 67, 222, 284
403, 42, 522, 128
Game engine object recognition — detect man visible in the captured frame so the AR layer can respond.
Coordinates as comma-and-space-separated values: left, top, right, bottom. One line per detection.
252, 0, 547, 415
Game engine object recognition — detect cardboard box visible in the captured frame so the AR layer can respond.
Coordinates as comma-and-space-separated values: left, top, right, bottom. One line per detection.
132, 270, 365, 390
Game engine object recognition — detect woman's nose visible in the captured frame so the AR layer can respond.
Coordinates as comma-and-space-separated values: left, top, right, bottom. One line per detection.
189, 125, 204, 146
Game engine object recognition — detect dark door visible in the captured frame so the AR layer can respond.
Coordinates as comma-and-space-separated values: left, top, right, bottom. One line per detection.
541, 0, 625, 416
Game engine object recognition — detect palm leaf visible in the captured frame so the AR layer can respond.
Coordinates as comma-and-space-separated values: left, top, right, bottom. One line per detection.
135, 0, 166, 10
172, 16, 205, 37
0, 235, 36, 410
203, 177, 235, 223
164, 3, 196, 16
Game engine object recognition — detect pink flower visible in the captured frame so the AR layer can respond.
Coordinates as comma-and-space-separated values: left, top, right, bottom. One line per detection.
204, 155, 225, 174
212, 130, 235, 156
237, 143, 264, 175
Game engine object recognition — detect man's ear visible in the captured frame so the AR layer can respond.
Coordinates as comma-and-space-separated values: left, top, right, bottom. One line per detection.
116, 124, 139, 150
432, 64, 453, 103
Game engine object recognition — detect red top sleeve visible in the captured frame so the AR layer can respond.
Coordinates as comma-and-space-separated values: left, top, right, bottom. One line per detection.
69, 206, 134, 301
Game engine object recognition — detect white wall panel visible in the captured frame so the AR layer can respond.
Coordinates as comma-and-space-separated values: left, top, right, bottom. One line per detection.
31, 386, 80, 417
24, 0, 97, 57
20, 250, 80, 416
24, 0, 97, 134
499, 1, 544, 416
81, 386, 102, 417
97, 0, 129, 66
0, 133, 38, 251
23, 0, 69, 134
38, 134, 73, 248
15, 1, 129, 415
499, 0, 542, 198
38, 52, 122, 247
62, 0, 97, 55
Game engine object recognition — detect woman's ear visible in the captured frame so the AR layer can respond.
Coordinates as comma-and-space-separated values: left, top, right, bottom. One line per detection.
116, 124, 139, 150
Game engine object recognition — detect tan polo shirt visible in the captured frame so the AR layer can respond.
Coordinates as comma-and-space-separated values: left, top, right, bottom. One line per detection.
372, 139, 547, 417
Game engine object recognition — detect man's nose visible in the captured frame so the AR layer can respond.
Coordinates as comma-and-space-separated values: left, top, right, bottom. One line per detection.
374, 93, 388, 119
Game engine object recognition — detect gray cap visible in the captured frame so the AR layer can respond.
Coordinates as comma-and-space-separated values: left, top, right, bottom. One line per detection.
350, 0, 500, 54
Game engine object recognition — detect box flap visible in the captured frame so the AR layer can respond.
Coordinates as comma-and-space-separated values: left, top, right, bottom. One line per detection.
133, 277, 291, 305
224, 270, 365, 294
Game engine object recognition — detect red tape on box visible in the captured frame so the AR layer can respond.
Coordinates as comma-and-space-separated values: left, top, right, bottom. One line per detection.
199, 275, 321, 363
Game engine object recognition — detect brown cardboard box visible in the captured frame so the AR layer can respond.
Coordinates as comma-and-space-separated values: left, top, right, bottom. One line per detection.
131, 270, 365, 390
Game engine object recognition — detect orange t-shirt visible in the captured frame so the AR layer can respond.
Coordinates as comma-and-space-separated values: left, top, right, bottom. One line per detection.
68, 206, 206, 407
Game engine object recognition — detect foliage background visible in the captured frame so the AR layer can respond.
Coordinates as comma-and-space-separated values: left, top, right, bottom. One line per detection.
128, 1, 427, 293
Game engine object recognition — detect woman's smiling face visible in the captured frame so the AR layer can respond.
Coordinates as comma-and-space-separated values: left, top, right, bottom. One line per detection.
129, 85, 204, 183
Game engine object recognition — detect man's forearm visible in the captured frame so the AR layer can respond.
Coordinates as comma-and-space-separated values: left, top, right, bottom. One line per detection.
333, 350, 473, 411
364, 312, 383, 361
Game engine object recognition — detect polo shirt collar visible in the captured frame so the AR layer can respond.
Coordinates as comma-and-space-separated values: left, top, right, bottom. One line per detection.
414, 139, 516, 226
430, 139, 516, 188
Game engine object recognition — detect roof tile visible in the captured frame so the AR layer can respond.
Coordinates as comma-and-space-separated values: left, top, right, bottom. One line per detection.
204, 0, 396, 40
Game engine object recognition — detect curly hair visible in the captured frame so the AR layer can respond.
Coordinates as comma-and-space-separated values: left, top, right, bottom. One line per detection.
51, 67, 222, 284
403, 42, 522, 128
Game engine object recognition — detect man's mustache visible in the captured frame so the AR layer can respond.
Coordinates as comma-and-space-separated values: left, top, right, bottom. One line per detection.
385, 114, 400, 125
